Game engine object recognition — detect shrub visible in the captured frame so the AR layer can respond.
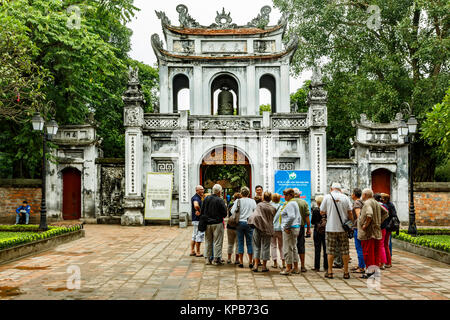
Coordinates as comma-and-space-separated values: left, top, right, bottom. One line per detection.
0, 224, 82, 250
393, 229, 450, 253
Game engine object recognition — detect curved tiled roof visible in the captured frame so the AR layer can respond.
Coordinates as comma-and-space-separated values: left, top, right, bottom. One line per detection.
165, 24, 284, 36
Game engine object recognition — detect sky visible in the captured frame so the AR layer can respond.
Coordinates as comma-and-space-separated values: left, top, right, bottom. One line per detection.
126, 0, 312, 107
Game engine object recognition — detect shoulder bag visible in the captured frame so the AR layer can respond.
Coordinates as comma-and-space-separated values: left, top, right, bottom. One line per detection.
386, 215, 400, 233
330, 194, 354, 239
227, 199, 241, 227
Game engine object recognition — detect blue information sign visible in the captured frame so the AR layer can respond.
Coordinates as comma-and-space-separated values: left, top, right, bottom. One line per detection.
274, 170, 312, 210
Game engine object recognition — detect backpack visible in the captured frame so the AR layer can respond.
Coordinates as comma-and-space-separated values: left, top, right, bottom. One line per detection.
317, 214, 327, 235
386, 215, 400, 233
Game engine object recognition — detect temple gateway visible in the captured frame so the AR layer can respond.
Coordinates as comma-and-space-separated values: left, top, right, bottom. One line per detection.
45, 5, 409, 226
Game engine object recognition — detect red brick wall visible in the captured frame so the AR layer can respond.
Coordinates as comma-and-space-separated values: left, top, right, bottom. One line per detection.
414, 183, 450, 226
0, 180, 42, 224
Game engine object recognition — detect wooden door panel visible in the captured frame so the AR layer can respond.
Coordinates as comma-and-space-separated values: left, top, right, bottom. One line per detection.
372, 169, 391, 195
62, 168, 81, 220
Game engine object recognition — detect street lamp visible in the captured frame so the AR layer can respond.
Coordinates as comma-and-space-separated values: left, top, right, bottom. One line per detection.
32, 112, 59, 231
399, 113, 418, 236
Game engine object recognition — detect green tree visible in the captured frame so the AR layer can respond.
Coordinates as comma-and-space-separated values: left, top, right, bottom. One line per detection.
273, 0, 450, 179
290, 80, 311, 113
422, 87, 450, 158
0, 0, 159, 176
259, 104, 272, 115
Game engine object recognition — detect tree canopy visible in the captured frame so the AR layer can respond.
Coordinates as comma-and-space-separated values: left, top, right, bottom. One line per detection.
274, 0, 450, 179
0, 0, 158, 178
422, 87, 450, 158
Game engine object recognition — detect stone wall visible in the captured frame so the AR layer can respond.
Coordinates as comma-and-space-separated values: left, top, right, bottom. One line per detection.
414, 182, 450, 226
0, 180, 42, 224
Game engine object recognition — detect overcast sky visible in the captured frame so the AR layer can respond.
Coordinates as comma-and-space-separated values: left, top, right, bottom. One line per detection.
126, 0, 312, 106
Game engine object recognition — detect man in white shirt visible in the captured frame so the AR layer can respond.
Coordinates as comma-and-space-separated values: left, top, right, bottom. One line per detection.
320, 183, 353, 279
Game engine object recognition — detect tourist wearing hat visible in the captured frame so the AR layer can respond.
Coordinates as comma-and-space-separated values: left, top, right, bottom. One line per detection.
279, 188, 302, 275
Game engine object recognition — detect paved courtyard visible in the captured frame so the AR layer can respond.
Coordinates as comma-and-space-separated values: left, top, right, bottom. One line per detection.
0, 224, 449, 300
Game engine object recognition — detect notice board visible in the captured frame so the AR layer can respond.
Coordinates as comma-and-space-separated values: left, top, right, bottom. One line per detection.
274, 170, 312, 209
144, 173, 173, 221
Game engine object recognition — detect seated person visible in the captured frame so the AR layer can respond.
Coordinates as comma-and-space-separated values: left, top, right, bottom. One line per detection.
16, 201, 31, 225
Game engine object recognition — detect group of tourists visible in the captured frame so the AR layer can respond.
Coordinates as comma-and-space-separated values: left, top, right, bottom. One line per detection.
190, 181, 399, 279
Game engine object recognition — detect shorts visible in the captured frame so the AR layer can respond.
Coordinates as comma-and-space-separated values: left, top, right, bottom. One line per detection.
296, 226, 305, 254
325, 232, 349, 256
192, 221, 205, 243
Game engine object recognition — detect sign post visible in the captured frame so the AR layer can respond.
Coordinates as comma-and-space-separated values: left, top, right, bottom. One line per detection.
274, 170, 312, 224
144, 173, 173, 223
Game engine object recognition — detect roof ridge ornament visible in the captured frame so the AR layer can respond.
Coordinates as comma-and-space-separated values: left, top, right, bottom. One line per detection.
155, 10, 171, 27
247, 6, 272, 29
128, 66, 139, 84
176, 4, 200, 28
210, 8, 237, 29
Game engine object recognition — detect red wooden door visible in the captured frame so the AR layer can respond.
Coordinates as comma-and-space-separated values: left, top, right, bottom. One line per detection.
371, 169, 391, 195
62, 168, 81, 220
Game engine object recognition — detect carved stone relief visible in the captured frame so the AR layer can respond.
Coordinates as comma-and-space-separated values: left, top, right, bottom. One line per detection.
173, 40, 195, 54
101, 166, 125, 216
125, 107, 143, 127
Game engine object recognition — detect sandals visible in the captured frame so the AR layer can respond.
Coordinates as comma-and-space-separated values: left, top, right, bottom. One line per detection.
351, 267, 365, 274
252, 268, 259, 272
196, 254, 204, 257
189, 253, 196, 256
291, 269, 300, 274
343, 273, 350, 279
361, 272, 375, 279
301, 267, 307, 273
238, 264, 244, 268
280, 270, 291, 276
261, 268, 269, 272
324, 272, 334, 279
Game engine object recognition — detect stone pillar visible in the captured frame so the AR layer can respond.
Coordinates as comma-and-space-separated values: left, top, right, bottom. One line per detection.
308, 67, 328, 197
279, 62, 290, 113
122, 67, 145, 226
193, 63, 203, 115
246, 64, 256, 116
159, 64, 169, 113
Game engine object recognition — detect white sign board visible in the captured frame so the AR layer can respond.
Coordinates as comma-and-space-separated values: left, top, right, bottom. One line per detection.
144, 173, 173, 221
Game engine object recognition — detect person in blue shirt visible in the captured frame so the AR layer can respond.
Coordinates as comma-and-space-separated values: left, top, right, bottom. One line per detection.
16, 201, 31, 225
190, 185, 205, 257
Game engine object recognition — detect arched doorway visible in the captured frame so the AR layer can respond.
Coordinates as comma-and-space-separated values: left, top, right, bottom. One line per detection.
211, 74, 239, 115
200, 146, 251, 201
173, 74, 190, 113
260, 74, 276, 113
62, 167, 81, 220
371, 168, 391, 195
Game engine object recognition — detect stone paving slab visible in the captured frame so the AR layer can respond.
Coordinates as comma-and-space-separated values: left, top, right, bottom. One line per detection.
0, 224, 449, 300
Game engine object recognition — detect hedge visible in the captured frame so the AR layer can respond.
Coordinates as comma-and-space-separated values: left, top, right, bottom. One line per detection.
0, 225, 82, 250
393, 228, 450, 253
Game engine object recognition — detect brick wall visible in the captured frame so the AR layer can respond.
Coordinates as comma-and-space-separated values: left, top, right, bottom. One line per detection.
0, 180, 42, 224
414, 182, 450, 226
